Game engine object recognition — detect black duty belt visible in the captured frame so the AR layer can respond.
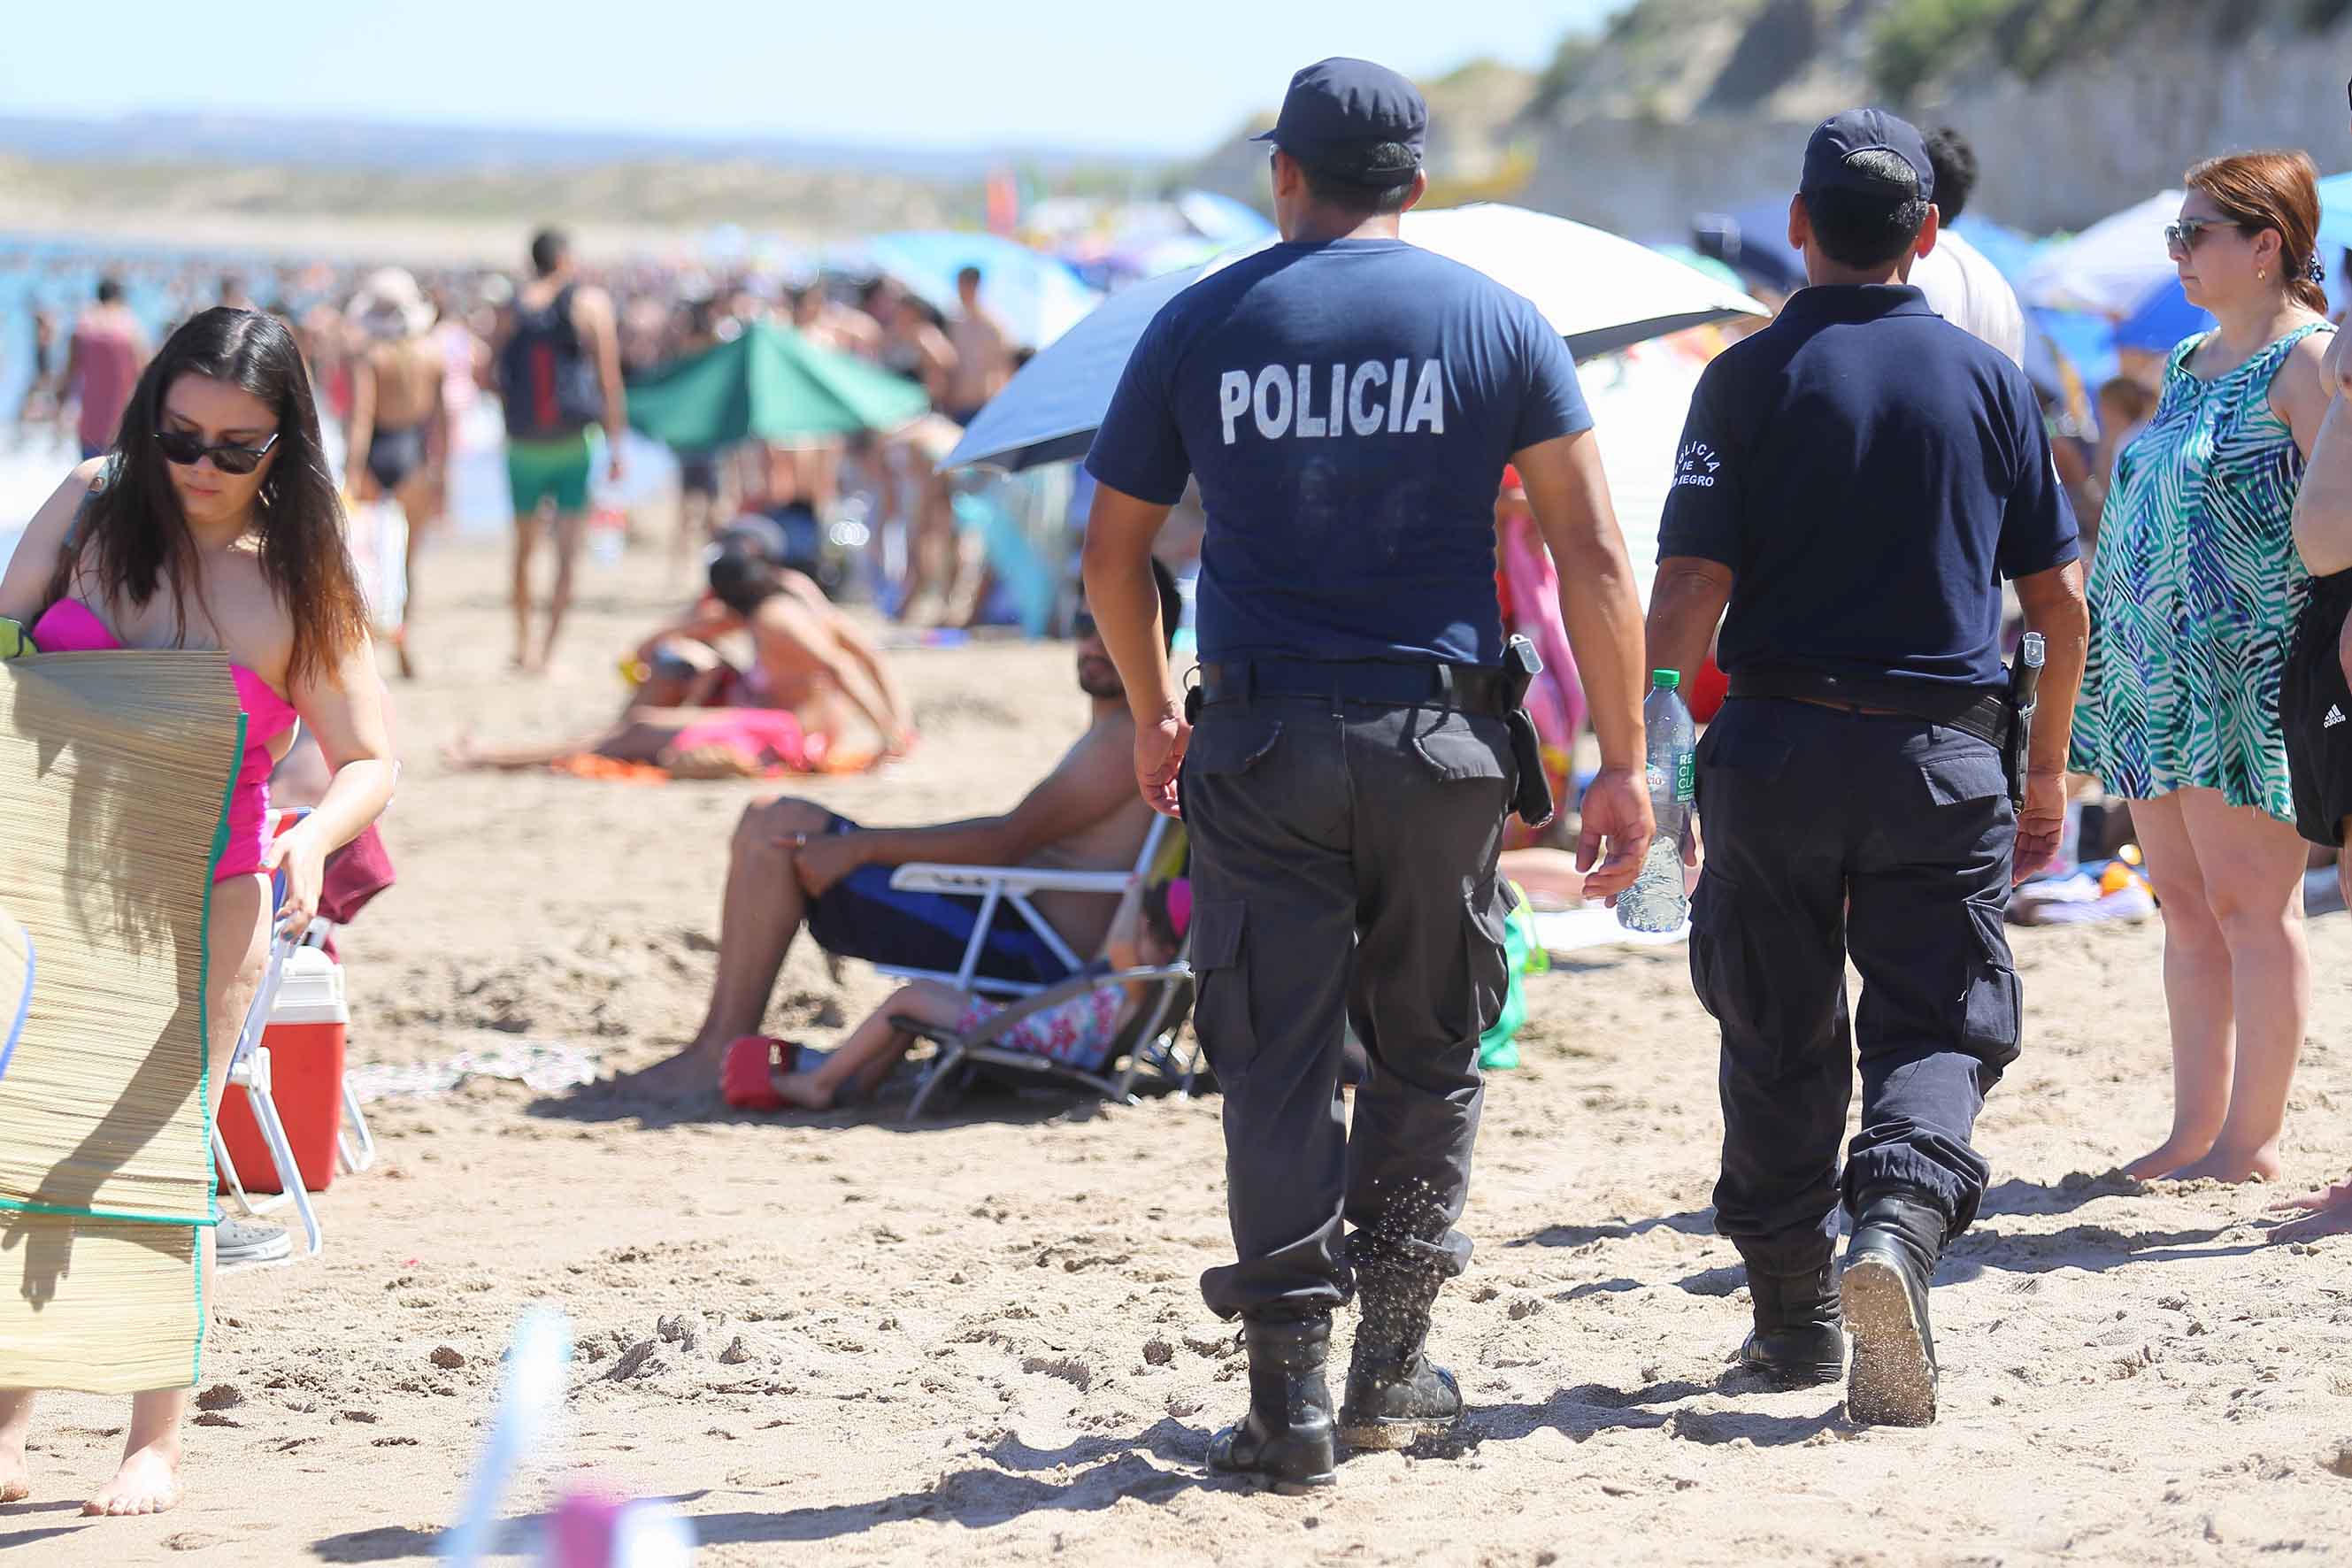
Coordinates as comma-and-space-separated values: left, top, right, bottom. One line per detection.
1727, 672, 2013, 749
1197, 657, 1511, 717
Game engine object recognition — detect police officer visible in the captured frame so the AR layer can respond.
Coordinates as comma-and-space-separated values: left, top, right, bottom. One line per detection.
1645, 109, 2090, 1426
1080, 57, 1654, 1487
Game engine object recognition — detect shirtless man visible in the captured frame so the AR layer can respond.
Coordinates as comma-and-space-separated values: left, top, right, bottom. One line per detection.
494, 229, 627, 672
629, 560, 1183, 1099
942, 265, 1015, 425
65, 278, 150, 460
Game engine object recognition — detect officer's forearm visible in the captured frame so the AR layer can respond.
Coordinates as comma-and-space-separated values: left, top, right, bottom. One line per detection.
1645, 558, 1733, 697
1079, 491, 1178, 724
1517, 431, 1647, 771
2015, 560, 2089, 779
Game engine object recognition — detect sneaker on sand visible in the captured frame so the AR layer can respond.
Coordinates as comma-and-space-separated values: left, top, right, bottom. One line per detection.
217, 1216, 292, 1267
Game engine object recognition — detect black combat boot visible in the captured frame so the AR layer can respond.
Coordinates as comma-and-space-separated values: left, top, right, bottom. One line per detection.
1840, 1185, 1947, 1426
1208, 1311, 1339, 1491
1736, 1252, 1844, 1387
1336, 1268, 1463, 1450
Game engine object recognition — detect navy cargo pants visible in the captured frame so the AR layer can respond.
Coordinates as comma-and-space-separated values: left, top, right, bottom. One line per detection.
1691, 697, 2021, 1275
1181, 694, 1516, 1319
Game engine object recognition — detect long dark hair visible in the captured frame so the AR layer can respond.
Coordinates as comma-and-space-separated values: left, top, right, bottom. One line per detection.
50, 307, 369, 689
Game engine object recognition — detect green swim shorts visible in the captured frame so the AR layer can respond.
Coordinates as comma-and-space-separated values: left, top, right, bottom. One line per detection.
506, 426, 601, 517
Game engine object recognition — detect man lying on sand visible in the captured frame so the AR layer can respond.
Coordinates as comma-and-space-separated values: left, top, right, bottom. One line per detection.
628, 562, 1182, 1099
447, 520, 913, 776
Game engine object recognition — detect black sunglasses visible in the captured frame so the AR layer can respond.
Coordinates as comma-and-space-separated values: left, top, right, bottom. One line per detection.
1072, 610, 1100, 640
2164, 218, 2248, 253
155, 427, 280, 475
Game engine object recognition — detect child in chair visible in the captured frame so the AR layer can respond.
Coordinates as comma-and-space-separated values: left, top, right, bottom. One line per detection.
723, 877, 1190, 1111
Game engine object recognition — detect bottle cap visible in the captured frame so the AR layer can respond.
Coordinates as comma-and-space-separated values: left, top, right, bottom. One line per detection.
1651, 670, 1680, 689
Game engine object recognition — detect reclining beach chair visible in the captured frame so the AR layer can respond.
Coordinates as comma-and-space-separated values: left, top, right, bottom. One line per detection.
880, 814, 1176, 997
895, 950, 1199, 1119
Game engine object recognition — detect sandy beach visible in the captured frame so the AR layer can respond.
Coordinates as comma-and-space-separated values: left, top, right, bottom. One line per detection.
11, 533, 2352, 1565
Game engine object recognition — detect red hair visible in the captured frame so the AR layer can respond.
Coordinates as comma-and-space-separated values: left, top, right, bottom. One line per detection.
2187, 150, 2328, 315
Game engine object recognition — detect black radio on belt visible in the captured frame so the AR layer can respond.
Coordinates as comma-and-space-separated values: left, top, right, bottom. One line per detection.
2003, 632, 2045, 809
1502, 635, 1555, 828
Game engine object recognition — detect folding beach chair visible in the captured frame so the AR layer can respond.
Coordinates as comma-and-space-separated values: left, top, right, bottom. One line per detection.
896, 951, 1199, 1119
211, 811, 322, 1257
879, 814, 1176, 998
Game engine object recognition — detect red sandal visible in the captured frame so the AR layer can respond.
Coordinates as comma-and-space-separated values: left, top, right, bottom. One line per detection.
721, 1035, 791, 1111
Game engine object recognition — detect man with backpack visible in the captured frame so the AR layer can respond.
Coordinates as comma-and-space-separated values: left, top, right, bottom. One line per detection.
496, 228, 627, 672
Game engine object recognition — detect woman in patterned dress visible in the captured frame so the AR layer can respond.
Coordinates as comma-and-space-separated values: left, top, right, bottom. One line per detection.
2071, 151, 2336, 1183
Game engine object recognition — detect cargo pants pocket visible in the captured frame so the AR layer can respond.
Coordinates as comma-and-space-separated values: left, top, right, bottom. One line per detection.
1187, 897, 1256, 1082
1466, 875, 1513, 1036
1960, 895, 2023, 1079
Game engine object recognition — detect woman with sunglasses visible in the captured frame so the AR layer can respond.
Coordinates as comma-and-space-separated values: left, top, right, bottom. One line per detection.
0, 306, 397, 1516
2071, 152, 2336, 1185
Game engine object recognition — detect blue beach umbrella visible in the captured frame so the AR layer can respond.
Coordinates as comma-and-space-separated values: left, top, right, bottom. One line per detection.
863, 232, 1103, 350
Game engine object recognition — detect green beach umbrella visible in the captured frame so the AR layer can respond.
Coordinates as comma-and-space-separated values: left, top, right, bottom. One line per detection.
626, 319, 932, 450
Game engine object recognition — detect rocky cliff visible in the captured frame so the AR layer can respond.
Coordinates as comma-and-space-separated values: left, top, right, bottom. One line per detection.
1193, 1, 2352, 238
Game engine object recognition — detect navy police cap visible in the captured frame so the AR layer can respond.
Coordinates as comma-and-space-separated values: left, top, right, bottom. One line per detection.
1252, 57, 1426, 186
1801, 108, 1935, 204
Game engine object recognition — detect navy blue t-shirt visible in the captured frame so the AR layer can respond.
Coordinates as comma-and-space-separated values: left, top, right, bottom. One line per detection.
1657, 284, 2078, 702
1085, 239, 1591, 666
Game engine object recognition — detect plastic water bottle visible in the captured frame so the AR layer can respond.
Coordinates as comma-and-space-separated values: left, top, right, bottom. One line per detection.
1617, 670, 1696, 934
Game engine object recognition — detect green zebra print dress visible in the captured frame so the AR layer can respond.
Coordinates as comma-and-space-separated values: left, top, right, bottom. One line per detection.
2071, 323, 2331, 819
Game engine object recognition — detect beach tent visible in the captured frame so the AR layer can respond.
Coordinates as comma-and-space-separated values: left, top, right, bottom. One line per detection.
2022, 191, 2181, 316
625, 319, 931, 451
863, 232, 1103, 350
947, 204, 1768, 474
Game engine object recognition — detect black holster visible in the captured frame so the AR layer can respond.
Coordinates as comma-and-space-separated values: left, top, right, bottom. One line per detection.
1502, 637, 1554, 828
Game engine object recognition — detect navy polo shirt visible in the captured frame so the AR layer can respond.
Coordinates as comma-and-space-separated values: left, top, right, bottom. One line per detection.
1658, 284, 2077, 703
1086, 239, 1591, 666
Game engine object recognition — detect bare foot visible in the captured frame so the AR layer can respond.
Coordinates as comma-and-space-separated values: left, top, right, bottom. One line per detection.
612, 1041, 726, 1104
439, 729, 480, 771
2123, 1137, 2217, 1181
771, 1071, 837, 1112
2268, 1180, 2352, 1242
0, 1447, 28, 1504
2165, 1145, 2283, 1185
83, 1440, 181, 1517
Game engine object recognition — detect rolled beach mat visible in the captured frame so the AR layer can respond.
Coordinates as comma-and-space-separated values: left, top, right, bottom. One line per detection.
0, 900, 27, 1080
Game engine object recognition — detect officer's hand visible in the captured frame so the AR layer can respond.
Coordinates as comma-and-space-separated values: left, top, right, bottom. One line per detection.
2012, 771, 2067, 885
1575, 765, 1655, 902
1135, 711, 1189, 819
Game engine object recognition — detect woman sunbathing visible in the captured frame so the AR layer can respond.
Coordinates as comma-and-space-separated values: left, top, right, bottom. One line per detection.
447, 527, 914, 777
723, 876, 1189, 1111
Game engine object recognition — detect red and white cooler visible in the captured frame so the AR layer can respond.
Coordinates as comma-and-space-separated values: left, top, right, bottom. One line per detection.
217, 947, 348, 1194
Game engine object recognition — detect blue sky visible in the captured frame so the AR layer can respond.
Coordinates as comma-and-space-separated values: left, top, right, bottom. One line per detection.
0, 0, 1629, 158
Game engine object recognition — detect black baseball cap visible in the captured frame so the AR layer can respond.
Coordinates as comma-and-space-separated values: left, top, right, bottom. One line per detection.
1801, 108, 1935, 204
1252, 57, 1426, 187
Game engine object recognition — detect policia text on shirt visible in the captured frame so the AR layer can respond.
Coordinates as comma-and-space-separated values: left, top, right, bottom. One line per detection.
1081, 58, 1654, 1492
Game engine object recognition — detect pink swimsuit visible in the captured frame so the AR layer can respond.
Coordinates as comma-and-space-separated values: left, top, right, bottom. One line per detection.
30, 599, 297, 882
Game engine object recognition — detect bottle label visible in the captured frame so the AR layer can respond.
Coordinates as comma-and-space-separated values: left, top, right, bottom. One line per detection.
1676, 750, 1695, 803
